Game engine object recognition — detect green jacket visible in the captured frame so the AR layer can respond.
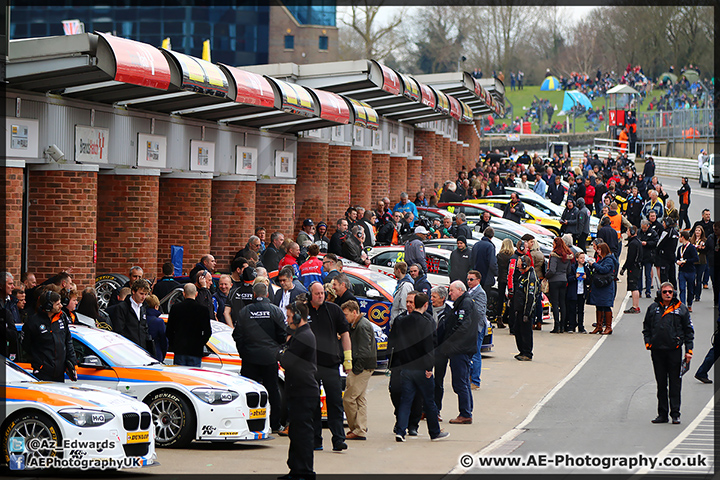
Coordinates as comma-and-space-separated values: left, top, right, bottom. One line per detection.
349, 315, 377, 373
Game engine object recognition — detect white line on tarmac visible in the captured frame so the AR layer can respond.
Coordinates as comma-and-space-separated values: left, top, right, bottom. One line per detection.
634, 395, 716, 476
447, 293, 632, 474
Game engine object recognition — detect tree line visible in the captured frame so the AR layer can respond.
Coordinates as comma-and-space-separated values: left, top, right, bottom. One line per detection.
338, 4, 714, 84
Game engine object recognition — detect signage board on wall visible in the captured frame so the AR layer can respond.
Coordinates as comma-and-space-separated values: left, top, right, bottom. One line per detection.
190, 140, 215, 172
75, 125, 109, 163
5, 118, 39, 158
137, 133, 167, 168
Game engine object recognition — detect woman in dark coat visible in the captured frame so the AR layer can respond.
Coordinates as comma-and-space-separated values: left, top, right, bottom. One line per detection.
546, 237, 574, 333
495, 238, 515, 329
588, 242, 619, 335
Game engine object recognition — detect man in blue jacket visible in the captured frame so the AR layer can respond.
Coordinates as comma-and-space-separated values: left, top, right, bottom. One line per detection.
393, 192, 419, 228
471, 227, 498, 293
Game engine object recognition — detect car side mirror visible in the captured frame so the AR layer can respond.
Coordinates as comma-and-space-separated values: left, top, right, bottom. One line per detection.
79, 355, 104, 369
366, 289, 382, 299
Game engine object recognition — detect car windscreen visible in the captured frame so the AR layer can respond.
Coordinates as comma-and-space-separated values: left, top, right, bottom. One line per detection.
209, 330, 239, 354
80, 331, 159, 366
5, 360, 37, 383
351, 271, 396, 297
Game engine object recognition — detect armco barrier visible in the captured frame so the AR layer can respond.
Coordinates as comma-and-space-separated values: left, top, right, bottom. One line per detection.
638, 156, 697, 178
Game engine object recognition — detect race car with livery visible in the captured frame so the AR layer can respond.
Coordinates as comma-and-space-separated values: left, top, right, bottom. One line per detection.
13, 325, 272, 448
3, 357, 157, 469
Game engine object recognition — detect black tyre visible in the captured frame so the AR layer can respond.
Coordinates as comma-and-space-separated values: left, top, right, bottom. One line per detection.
95, 273, 129, 310
160, 288, 184, 314
146, 391, 195, 448
3, 411, 62, 467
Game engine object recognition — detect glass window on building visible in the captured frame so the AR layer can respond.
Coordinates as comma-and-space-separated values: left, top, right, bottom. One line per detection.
318, 35, 328, 51
284, 35, 294, 50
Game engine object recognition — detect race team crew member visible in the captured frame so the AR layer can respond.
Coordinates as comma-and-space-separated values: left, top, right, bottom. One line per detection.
643, 282, 694, 424
306, 282, 351, 452
232, 282, 288, 433
278, 295, 320, 480
511, 255, 539, 361
21, 289, 77, 382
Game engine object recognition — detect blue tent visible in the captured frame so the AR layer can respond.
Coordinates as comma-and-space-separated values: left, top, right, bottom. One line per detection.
540, 76, 561, 91
562, 90, 593, 112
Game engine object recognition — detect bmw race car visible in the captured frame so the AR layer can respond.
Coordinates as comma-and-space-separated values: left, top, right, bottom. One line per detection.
14, 325, 271, 448
3, 357, 157, 469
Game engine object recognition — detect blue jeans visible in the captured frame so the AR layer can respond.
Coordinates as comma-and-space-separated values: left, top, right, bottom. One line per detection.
678, 270, 695, 307
395, 369, 441, 438
449, 354, 473, 418
174, 354, 201, 367
642, 261, 655, 295
695, 345, 717, 379
701, 262, 710, 286
470, 321, 488, 386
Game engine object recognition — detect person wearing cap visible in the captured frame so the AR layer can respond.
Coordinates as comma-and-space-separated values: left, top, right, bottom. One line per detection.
450, 236, 472, 285
697, 149, 708, 172
405, 226, 428, 274
313, 222, 330, 253
297, 219, 315, 249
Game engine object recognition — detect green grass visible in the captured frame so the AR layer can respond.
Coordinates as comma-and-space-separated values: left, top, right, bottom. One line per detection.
503, 85, 666, 133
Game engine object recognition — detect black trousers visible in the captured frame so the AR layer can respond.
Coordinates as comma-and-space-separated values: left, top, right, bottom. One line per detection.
548, 281, 568, 330
659, 262, 677, 290
433, 354, 449, 412
241, 361, 282, 431
651, 348, 682, 419
512, 308, 533, 358
287, 395, 317, 479
679, 207, 691, 231
566, 293, 585, 331
575, 233, 588, 253
389, 368, 422, 431
313, 365, 345, 448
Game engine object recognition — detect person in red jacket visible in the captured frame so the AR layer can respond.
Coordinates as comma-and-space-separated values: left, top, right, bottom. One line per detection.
278, 242, 301, 279
299, 244, 324, 289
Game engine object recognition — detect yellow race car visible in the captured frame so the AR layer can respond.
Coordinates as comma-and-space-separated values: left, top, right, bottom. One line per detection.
465, 198, 563, 235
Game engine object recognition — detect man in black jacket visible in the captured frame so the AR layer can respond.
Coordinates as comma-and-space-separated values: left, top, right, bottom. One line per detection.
442, 281, 479, 425
547, 176, 565, 205
391, 293, 449, 442
639, 220, 659, 298
643, 282, 694, 424
621, 226, 643, 314
278, 296, 319, 480
512, 256, 538, 361
233, 282, 288, 432
153, 262, 182, 302
331, 273, 357, 307
273, 267, 307, 311
449, 237, 472, 285
502, 193, 525, 224
307, 282, 351, 452
342, 226, 370, 266
657, 217, 679, 289
109, 279, 153, 354
21, 289, 77, 382
261, 232, 285, 273
166, 283, 211, 367
328, 219, 349, 256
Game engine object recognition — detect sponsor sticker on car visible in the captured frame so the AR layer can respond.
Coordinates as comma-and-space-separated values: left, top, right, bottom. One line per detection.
127, 432, 150, 444
249, 408, 266, 419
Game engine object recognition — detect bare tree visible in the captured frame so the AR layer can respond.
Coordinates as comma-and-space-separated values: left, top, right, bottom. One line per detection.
339, 2, 404, 61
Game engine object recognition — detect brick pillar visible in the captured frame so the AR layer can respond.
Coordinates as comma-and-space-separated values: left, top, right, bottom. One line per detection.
350, 147, 373, 209
2, 163, 24, 276
438, 135, 449, 186
28, 165, 98, 289
388, 155, 407, 202
255, 183, 296, 236
327, 143, 351, 225
458, 142, 467, 175
96, 170, 159, 279
406, 156, 422, 195
211, 178, 256, 271
414, 130, 435, 190
158, 174, 212, 275
448, 139, 457, 182
295, 140, 329, 236
459, 123, 480, 167
371, 152, 390, 202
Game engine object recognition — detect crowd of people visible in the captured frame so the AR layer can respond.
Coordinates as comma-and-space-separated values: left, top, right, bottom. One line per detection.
2, 145, 717, 477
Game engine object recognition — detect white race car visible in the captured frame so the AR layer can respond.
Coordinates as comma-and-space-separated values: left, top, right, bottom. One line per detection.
14, 325, 272, 448
3, 357, 157, 470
